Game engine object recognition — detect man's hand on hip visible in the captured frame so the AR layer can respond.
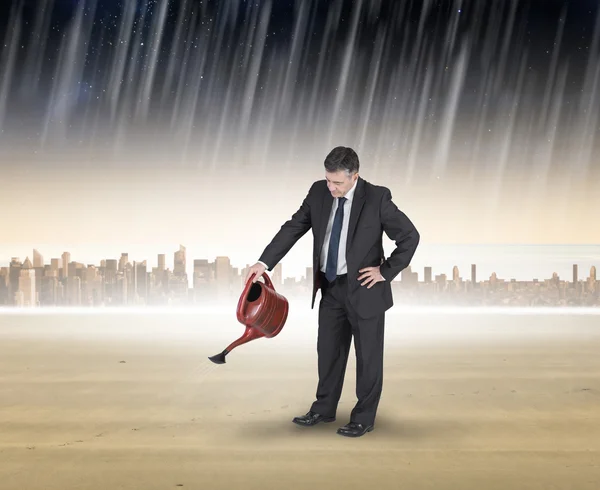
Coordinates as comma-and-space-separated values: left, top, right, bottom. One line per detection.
357, 266, 385, 288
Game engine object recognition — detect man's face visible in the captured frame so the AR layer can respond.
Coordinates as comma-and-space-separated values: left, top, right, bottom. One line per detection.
326, 170, 358, 198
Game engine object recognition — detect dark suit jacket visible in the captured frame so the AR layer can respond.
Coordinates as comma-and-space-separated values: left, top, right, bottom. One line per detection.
258, 176, 420, 319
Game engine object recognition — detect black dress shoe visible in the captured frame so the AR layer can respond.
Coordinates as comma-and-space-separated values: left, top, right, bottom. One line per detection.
336, 422, 374, 437
292, 411, 336, 426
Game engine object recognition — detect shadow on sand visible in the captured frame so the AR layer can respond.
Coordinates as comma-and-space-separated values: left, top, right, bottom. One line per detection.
236, 411, 468, 443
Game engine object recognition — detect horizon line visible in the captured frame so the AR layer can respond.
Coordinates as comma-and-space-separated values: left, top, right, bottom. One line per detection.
0, 306, 599, 315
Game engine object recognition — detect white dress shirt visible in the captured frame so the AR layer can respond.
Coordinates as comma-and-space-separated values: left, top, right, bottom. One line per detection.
319, 178, 357, 275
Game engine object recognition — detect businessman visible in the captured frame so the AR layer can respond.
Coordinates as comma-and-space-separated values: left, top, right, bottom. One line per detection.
244, 146, 420, 437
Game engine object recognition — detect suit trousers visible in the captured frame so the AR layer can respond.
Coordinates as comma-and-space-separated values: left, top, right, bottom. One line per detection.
310, 271, 385, 426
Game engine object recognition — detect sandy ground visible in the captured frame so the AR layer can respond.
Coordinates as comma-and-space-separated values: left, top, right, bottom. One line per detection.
1, 308, 600, 490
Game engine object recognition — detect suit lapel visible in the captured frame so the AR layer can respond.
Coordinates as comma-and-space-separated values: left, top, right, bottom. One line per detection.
346, 177, 366, 257
318, 189, 333, 254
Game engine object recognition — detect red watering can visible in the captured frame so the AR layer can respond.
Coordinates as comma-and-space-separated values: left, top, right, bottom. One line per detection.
208, 271, 289, 364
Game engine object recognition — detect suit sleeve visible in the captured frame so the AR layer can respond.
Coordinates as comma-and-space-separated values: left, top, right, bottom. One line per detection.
257, 183, 314, 272
379, 188, 420, 282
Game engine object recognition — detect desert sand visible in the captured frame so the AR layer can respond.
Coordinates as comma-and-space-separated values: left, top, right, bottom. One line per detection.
1, 305, 600, 489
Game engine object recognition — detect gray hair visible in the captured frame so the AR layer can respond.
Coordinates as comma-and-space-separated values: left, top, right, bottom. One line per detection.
324, 146, 359, 176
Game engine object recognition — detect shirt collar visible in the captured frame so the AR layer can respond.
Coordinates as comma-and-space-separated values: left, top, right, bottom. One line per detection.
341, 176, 358, 203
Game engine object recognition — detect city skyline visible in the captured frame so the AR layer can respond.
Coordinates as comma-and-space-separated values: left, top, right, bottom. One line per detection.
2, 244, 599, 285
1, 244, 598, 308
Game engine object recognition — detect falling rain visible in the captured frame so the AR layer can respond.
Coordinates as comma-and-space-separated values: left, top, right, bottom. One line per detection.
0, 0, 598, 193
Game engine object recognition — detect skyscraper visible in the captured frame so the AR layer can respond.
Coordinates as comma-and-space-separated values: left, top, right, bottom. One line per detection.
33, 249, 44, 268
18, 257, 36, 307
215, 256, 231, 298
61, 251, 70, 278
174, 245, 186, 277
119, 253, 128, 273
424, 266, 432, 283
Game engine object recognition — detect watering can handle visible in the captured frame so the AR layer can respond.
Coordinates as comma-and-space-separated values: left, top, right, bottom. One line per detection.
237, 272, 274, 324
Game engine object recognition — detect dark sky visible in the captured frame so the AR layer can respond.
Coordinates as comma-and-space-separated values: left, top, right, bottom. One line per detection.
1, 1, 595, 81
2, 1, 594, 64
0, 0, 598, 181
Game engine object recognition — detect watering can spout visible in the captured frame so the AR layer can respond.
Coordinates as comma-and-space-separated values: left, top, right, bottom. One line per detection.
208, 349, 229, 364
208, 272, 289, 364
208, 324, 266, 364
